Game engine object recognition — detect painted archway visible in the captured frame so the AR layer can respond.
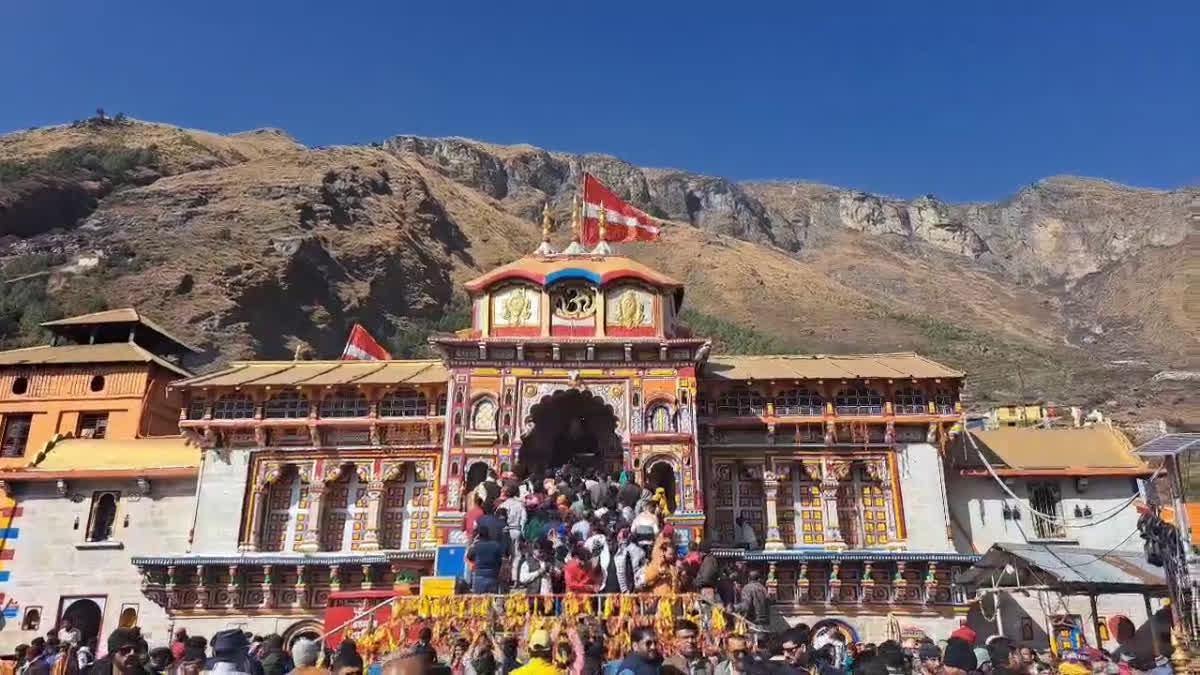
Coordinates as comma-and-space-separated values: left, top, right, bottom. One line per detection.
60, 597, 104, 645
811, 618, 859, 650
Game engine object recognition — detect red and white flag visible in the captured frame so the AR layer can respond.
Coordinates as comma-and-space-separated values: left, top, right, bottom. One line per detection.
581, 173, 662, 248
341, 323, 392, 361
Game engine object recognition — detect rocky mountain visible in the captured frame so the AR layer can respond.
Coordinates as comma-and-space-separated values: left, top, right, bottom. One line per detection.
0, 118, 1195, 425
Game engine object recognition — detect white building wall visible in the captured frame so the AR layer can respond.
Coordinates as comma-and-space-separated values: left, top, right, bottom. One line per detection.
947, 474, 1142, 552
966, 590, 1165, 654
0, 478, 195, 652
897, 442, 954, 552
190, 448, 251, 553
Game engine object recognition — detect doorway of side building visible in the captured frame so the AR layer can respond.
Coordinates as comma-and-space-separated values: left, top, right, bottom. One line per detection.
645, 461, 677, 513
58, 596, 106, 646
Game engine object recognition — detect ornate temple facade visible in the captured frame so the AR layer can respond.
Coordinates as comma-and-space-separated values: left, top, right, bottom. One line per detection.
136, 252, 977, 640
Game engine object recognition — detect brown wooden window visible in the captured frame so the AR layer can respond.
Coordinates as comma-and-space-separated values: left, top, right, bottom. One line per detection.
265, 391, 309, 419
835, 387, 883, 416
894, 387, 927, 415
1, 414, 32, 458
774, 389, 823, 416
380, 389, 427, 418
933, 389, 955, 415
186, 398, 208, 420
320, 390, 368, 418
78, 413, 109, 439
436, 393, 447, 416
717, 387, 766, 416
213, 394, 255, 419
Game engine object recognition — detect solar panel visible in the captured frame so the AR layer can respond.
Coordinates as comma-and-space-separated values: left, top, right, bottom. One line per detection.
1135, 433, 1200, 457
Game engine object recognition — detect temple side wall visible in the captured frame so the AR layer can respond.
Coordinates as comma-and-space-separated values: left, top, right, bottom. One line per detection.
0, 478, 195, 652
191, 448, 251, 553
946, 475, 1143, 552
897, 442, 954, 552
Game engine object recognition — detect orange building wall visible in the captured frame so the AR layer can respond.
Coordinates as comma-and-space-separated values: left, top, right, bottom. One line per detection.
0, 365, 183, 469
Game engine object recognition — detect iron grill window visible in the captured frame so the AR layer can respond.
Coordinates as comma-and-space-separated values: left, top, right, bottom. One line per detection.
380, 390, 427, 418
774, 389, 823, 416
1028, 481, 1067, 540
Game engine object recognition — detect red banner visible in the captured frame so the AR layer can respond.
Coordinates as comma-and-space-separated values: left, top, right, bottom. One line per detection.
581, 173, 661, 248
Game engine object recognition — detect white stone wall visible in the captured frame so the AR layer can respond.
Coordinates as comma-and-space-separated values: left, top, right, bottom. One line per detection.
946, 474, 1143, 552
190, 448, 251, 554
896, 443, 954, 552
0, 478, 195, 652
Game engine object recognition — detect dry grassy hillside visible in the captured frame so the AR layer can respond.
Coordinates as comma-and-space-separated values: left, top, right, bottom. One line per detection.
0, 119, 1194, 425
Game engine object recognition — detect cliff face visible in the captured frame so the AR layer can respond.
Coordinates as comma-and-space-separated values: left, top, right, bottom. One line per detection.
0, 121, 1195, 424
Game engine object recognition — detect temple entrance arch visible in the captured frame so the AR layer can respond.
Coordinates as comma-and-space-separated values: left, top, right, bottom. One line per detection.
465, 462, 489, 494
520, 388, 622, 475
645, 460, 677, 513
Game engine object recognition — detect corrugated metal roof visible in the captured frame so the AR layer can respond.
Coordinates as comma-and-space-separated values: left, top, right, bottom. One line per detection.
958, 543, 1166, 593
0, 342, 191, 377
702, 353, 963, 381
173, 360, 447, 389
966, 427, 1144, 470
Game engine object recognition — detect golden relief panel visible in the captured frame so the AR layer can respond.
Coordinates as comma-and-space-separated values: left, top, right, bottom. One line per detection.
551, 284, 596, 319
605, 286, 654, 329
491, 285, 540, 327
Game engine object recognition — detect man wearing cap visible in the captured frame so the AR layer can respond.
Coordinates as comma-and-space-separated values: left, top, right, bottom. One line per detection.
87, 628, 145, 675
512, 630, 560, 675
205, 628, 266, 675
917, 643, 941, 675
941, 638, 977, 675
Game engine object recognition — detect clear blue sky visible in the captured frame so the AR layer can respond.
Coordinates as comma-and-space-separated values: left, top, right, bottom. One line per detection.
3, 1, 1197, 201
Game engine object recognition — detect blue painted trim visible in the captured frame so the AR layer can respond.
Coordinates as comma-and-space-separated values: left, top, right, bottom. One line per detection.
545, 269, 603, 285
709, 548, 979, 563
2, 609, 17, 619
0, 528, 17, 540
0, 571, 10, 583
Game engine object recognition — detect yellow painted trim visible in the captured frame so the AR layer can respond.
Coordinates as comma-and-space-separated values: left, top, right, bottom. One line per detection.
541, 370, 569, 377
479, 296, 490, 337
472, 368, 502, 376
578, 370, 605, 378
613, 370, 639, 377
510, 368, 534, 376
648, 369, 676, 376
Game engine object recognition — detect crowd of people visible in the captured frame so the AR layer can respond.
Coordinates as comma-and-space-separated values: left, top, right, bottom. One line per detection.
6, 619, 1172, 675
461, 464, 765, 625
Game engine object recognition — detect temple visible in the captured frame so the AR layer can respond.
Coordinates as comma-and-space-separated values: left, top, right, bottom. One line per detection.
126, 248, 980, 641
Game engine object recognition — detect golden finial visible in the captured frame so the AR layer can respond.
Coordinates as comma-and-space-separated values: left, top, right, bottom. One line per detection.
597, 203, 608, 241
570, 195, 581, 242
541, 202, 553, 242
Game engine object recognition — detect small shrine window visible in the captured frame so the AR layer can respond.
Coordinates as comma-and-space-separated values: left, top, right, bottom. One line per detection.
894, 387, 927, 415
21, 607, 41, 631
78, 413, 109, 439
380, 389, 427, 418
834, 387, 883, 416
933, 389, 955, 415
1028, 482, 1067, 540
717, 387, 766, 417
471, 397, 497, 431
86, 491, 119, 542
437, 393, 448, 416
774, 389, 823, 416
320, 389, 368, 418
265, 391, 309, 419
212, 394, 255, 419
647, 404, 674, 432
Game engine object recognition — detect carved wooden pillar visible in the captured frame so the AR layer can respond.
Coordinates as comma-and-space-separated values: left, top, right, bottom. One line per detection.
360, 480, 385, 551
766, 562, 778, 599
262, 565, 275, 609
227, 565, 241, 610
362, 564, 374, 590
242, 484, 269, 552
821, 478, 844, 548
828, 561, 841, 606
923, 562, 939, 604
797, 562, 809, 602
763, 470, 785, 551
296, 480, 326, 553
296, 565, 309, 608
329, 565, 342, 592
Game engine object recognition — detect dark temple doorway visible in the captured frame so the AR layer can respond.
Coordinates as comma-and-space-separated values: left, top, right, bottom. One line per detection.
646, 461, 677, 513
519, 389, 622, 476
